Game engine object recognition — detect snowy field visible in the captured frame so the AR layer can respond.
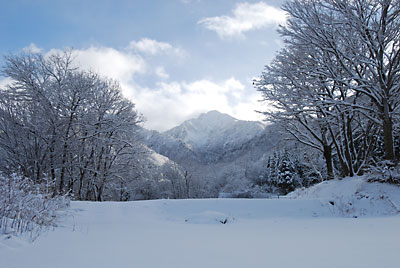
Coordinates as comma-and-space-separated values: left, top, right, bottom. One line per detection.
1, 177, 400, 268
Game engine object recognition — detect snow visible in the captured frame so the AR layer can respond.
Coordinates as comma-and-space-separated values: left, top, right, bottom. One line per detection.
1, 177, 400, 268
165, 110, 266, 151
148, 151, 170, 166
288, 176, 400, 217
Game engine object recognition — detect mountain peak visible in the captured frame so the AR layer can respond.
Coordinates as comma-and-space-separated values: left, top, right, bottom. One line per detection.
197, 110, 237, 124
164, 110, 265, 151
194, 110, 237, 127
200, 110, 232, 118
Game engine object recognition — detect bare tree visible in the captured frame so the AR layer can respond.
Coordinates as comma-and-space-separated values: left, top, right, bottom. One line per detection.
279, 0, 400, 161
256, 0, 400, 181
0, 51, 143, 200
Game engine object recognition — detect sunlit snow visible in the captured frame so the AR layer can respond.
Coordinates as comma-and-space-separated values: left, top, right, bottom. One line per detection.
1, 176, 399, 268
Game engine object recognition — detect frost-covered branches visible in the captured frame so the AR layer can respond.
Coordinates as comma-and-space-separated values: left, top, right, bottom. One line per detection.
283, 0, 400, 160
256, 0, 400, 179
0, 174, 69, 239
0, 51, 143, 201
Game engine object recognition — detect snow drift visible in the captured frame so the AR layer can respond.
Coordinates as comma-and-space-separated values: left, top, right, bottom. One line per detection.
288, 176, 400, 217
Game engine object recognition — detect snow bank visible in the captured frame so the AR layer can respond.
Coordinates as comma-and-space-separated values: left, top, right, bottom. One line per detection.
287, 176, 400, 217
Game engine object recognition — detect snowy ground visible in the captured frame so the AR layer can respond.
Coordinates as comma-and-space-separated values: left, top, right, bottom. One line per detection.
1, 177, 400, 268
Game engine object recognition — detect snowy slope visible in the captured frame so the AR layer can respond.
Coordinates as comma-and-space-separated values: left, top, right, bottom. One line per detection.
1, 178, 400, 268
148, 150, 170, 166
139, 128, 198, 163
287, 176, 400, 217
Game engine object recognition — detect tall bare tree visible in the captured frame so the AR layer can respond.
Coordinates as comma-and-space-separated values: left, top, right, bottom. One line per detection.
279, 0, 400, 160
0, 51, 143, 200
256, 0, 400, 180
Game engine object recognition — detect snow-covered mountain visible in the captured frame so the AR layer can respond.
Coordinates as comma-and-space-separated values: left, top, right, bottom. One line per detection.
141, 110, 274, 164
140, 111, 280, 196
166, 110, 266, 152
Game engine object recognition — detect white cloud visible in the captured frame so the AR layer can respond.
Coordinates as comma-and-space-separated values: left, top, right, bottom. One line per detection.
45, 39, 185, 85
155, 66, 169, 79
231, 93, 265, 122
128, 38, 185, 57
70, 46, 147, 83
198, 2, 286, 39
128, 38, 171, 55
64, 45, 261, 131
0, 77, 13, 89
180, 0, 201, 4
22, 43, 43, 53
134, 78, 262, 131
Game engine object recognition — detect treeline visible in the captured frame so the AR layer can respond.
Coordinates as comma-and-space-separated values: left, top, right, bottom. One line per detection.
0, 51, 143, 201
255, 0, 400, 180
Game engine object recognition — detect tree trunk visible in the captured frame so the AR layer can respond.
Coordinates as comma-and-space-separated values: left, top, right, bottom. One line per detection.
342, 116, 354, 177
323, 145, 334, 180
383, 101, 395, 160
50, 140, 57, 197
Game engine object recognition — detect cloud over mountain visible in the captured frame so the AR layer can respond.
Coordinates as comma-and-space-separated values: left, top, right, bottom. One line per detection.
18, 41, 264, 131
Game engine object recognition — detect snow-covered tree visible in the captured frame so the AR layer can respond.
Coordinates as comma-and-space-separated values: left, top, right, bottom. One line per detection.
255, 46, 338, 178
280, 0, 400, 161
0, 51, 143, 201
261, 149, 318, 195
256, 0, 400, 179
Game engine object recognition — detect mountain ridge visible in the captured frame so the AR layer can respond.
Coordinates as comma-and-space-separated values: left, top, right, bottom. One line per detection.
140, 110, 271, 164
139, 110, 278, 198
164, 110, 266, 152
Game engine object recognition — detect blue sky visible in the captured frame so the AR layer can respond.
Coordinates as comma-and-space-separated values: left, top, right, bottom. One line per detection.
0, 0, 286, 131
